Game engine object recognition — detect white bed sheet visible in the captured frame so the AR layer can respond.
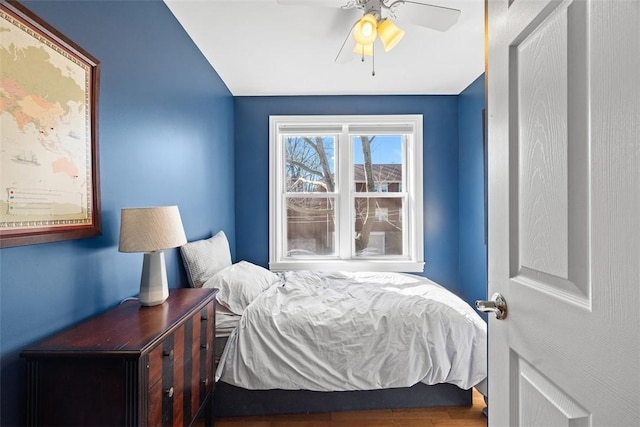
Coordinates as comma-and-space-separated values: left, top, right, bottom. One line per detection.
215, 304, 241, 338
216, 271, 487, 392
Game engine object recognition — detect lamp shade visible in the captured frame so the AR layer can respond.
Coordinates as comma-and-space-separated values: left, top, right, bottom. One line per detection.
353, 42, 374, 57
378, 19, 405, 52
353, 14, 378, 45
119, 206, 187, 253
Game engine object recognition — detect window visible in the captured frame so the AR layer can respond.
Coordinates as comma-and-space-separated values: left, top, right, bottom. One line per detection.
269, 115, 424, 272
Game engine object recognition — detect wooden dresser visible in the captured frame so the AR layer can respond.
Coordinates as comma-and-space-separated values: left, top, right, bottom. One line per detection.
21, 288, 217, 427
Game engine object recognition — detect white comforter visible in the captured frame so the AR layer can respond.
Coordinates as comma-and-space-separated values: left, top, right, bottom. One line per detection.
216, 271, 486, 392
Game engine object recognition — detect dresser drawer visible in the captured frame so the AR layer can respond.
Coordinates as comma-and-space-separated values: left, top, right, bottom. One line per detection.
185, 300, 215, 421
147, 357, 186, 427
200, 302, 215, 399
148, 344, 164, 387
169, 325, 186, 426
146, 301, 216, 426
148, 379, 163, 427
147, 325, 188, 426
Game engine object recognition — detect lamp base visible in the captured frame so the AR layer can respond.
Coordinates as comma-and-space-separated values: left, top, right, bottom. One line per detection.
139, 251, 169, 306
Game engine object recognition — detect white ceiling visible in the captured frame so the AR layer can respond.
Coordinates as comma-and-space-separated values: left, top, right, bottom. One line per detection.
164, 0, 485, 96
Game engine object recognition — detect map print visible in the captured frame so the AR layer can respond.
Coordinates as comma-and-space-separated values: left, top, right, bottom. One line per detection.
0, 8, 93, 232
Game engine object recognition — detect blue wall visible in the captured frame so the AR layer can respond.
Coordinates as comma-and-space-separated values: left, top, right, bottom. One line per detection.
0, 1, 235, 425
458, 75, 488, 306
233, 96, 462, 293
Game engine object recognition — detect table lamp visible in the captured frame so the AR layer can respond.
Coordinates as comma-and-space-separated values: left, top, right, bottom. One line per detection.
118, 206, 187, 306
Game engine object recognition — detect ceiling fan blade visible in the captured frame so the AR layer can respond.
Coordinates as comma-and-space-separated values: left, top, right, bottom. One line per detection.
277, 0, 355, 7
389, 1, 461, 32
327, 6, 363, 34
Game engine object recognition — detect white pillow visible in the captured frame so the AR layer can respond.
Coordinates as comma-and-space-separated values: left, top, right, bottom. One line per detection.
180, 231, 232, 288
203, 261, 279, 315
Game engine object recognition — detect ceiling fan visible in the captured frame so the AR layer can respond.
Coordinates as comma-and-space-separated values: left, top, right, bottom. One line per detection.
277, 0, 461, 74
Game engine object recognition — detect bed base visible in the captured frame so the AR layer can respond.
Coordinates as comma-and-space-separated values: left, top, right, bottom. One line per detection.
213, 381, 472, 417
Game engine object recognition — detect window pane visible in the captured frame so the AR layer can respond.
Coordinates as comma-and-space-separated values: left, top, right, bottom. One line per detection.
352, 135, 403, 193
354, 197, 403, 256
286, 197, 335, 256
285, 136, 335, 193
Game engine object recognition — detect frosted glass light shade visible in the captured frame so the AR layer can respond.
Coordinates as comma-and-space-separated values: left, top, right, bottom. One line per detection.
353, 14, 378, 45
353, 42, 374, 57
378, 19, 405, 52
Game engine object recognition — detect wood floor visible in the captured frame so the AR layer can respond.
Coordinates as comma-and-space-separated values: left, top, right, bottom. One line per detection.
211, 388, 487, 427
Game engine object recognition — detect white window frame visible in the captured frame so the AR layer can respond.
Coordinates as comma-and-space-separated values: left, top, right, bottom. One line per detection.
269, 114, 424, 272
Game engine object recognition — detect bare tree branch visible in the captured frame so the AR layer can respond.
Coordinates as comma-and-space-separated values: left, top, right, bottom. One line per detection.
302, 137, 317, 151
316, 139, 335, 192
287, 158, 324, 178
356, 136, 377, 250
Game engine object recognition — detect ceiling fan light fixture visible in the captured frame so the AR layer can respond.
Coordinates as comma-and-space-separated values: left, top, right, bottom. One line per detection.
377, 19, 405, 52
353, 14, 378, 45
353, 42, 374, 57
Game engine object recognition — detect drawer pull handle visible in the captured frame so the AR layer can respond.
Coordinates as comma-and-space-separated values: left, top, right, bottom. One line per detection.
201, 378, 208, 386
201, 315, 208, 321
201, 343, 209, 350
163, 350, 174, 360
165, 387, 174, 398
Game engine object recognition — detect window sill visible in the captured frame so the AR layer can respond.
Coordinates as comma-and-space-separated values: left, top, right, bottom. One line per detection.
269, 260, 425, 273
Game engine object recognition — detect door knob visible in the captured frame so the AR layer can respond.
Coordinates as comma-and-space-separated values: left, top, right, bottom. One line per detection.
476, 293, 508, 319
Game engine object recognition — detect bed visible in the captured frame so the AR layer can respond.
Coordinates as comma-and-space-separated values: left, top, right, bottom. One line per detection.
180, 232, 487, 417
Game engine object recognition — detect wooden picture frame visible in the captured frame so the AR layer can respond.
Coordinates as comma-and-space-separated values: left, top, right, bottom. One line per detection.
0, 0, 101, 248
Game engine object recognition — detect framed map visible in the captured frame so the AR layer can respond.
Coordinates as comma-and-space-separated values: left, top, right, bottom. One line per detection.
0, 0, 100, 248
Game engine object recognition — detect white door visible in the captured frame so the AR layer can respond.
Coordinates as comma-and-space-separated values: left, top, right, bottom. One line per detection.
486, 0, 640, 425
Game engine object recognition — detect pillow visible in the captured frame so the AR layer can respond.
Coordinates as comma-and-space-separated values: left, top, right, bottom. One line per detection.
203, 261, 279, 315
180, 231, 232, 288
